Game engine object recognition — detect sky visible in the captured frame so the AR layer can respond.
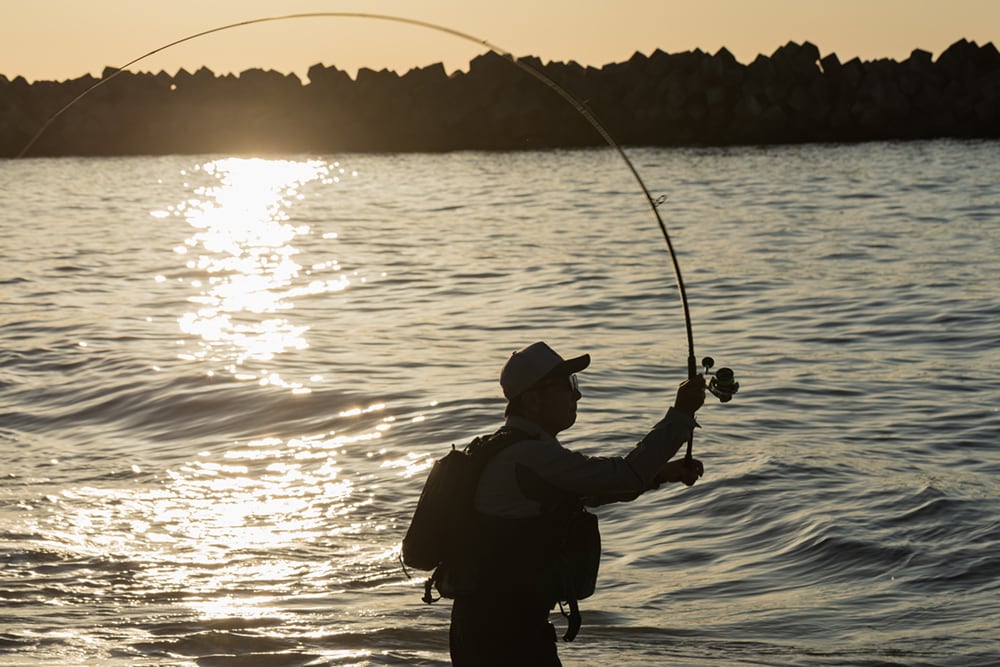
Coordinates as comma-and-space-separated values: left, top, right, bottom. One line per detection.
2, 0, 999, 83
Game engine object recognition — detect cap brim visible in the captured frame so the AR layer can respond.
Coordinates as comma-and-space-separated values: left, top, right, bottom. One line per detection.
551, 353, 590, 378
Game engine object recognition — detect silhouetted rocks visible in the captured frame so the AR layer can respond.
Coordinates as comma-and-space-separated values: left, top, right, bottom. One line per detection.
3, 39, 998, 157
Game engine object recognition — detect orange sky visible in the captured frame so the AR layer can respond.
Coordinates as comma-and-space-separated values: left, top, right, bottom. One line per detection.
2, 0, 998, 82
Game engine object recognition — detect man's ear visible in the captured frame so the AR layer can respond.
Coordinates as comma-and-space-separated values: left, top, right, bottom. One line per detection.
519, 388, 542, 418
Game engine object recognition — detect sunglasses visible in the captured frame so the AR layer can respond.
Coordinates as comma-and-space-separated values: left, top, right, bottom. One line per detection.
535, 373, 579, 393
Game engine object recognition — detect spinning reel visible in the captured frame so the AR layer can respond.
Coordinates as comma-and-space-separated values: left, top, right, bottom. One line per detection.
683, 356, 738, 465
701, 357, 739, 403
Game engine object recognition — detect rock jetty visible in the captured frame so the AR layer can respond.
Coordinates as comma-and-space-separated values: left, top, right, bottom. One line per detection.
2, 39, 998, 157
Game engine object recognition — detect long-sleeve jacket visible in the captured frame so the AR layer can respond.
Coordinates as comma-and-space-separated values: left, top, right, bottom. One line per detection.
474, 407, 698, 518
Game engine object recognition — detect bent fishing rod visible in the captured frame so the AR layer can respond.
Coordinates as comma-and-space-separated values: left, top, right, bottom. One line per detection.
18, 12, 739, 459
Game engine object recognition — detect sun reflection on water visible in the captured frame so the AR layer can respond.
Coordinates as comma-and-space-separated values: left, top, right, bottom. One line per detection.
156, 157, 353, 390
38, 420, 397, 628
18, 155, 443, 647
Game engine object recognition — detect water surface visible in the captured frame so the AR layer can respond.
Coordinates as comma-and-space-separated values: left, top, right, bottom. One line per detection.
1, 140, 998, 666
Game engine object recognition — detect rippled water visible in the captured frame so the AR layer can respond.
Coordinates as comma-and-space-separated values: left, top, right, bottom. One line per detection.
1, 140, 998, 666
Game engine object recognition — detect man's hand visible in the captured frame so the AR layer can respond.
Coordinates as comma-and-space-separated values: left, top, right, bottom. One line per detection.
660, 458, 704, 486
674, 375, 706, 417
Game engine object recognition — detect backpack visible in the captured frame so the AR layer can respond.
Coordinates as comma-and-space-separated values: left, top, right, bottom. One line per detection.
400, 426, 601, 641
401, 427, 527, 599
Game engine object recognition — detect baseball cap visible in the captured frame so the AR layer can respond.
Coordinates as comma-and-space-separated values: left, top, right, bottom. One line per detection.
499, 341, 590, 400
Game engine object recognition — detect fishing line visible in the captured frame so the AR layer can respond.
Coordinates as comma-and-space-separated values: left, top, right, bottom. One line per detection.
18, 12, 736, 457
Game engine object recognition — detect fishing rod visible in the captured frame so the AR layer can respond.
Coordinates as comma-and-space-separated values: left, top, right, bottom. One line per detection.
17, 12, 738, 458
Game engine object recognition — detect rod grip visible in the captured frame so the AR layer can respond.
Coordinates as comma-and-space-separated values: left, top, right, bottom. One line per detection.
684, 355, 696, 462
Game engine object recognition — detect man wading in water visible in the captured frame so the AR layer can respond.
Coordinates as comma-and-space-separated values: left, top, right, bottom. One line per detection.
448, 341, 705, 666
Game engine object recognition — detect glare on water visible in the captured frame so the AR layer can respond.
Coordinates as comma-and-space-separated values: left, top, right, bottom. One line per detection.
154, 158, 354, 393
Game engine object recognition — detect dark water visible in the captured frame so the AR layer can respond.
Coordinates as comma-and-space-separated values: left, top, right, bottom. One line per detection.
1, 140, 998, 666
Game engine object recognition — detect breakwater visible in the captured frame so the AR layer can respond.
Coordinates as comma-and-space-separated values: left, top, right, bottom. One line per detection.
3, 38, 998, 157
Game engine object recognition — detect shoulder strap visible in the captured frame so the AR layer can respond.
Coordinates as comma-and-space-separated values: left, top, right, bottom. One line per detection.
466, 427, 528, 466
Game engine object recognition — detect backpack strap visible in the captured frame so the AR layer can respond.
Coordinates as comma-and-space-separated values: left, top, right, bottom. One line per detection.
560, 599, 582, 642
423, 575, 438, 604
466, 426, 528, 462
